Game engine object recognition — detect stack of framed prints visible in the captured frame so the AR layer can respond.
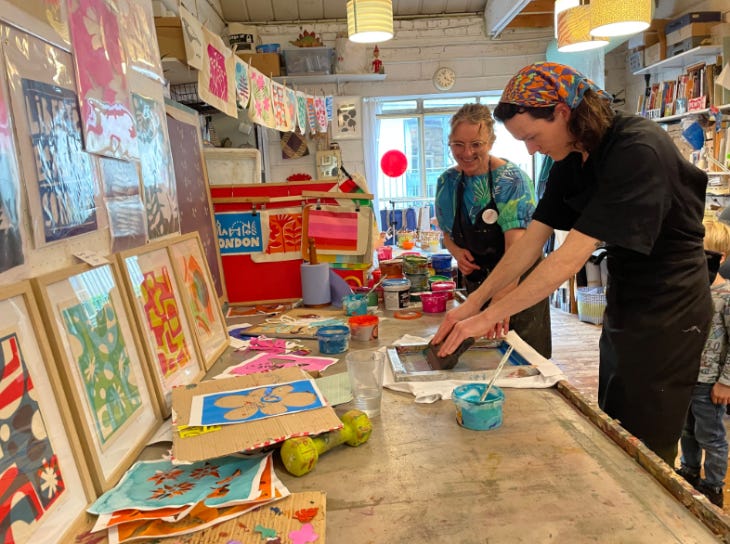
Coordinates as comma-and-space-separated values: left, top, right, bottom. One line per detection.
0, 281, 95, 543
117, 238, 207, 417
31, 263, 162, 495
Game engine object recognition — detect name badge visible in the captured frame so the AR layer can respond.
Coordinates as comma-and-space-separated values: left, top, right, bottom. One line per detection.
482, 208, 499, 224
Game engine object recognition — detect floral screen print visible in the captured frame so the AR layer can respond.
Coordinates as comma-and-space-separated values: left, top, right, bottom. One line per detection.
188, 379, 326, 427
198, 26, 237, 118
165, 110, 224, 298
21, 79, 99, 245
178, 5, 203, 70
132, 93, 180, 240
306, 96, 317, 133
60, 297, 143, 447
285, 88, 297, 132
217, 352, 338, 377
0, 332, 65, 544
66, 0, 139, 161
270, 80, 288, 132
247, 66, 276, 129
233, 56, 250, 109
296, 91, 307, 135
314, 96, 327, 133
250, 207, 303, 264
99, 157, 147, 253
116, 0, 164, 83
0, 59, 24, 274
88, 453, 271, 514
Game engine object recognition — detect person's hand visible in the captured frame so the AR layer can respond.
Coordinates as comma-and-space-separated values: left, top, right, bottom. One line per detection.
711, 382, 730, 405
431, 295, 482, 347
433, 307, 502, 357
452, 247, 480, 276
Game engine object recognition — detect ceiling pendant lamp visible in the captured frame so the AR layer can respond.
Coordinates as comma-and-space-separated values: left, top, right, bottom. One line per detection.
555, 0, 609, 53
590, 0, 651, 37
347, 0, 394, 43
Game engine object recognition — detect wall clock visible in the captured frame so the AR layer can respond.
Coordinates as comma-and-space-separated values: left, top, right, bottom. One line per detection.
433, 67, 456, 91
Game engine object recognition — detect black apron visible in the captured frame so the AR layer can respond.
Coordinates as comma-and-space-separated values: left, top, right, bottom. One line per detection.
451, 170, 552, 358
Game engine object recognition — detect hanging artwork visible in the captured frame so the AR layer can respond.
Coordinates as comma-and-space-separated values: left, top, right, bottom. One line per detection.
285, 88, 297, 132
306, 95, 317, 134
332, 96, 362, 139
247, 66, 276, 129
198, 26, 237, 118
325, 95, 334, 122
167, 233, 228, 370
0, 51, 25, 276
116, 0, 164, 83
189, 380, 326, 426
132, 92, 180, 240
179, 5, 203, 70
0, 282, 93, 544
165, 100, 226, 299
99, 157, 147, 252
234, 56, 250, 109
67, 0, 138, 160
270, 80, 288, 132
215, 211, 263, 255
33, 263, 161, 493
250, 207, 303, 263
314, 96, 328, 133
302, 204, 372, 257
21, 79, 99, 245
296, 91, 308, 135
3, 0, 70, 47
118, 241, 205, 417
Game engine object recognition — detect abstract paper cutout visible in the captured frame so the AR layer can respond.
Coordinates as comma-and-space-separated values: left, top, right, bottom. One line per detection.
132, 93, 180, 240
218, 352, 337, 377
67, 0, 138, 160
116, 0, 164, 82
21, 79, 98, 245
271, 81, 288, 132
189, 380, 325, 426
179, 5, 203, 70
234, 56, 250, 109
314, 96, 327, 133
251, 208, 302, 263
247, 66, 276, 128
61, 299, 143, 445
0, 332, 65, 544
166, 111, 224, 297
215, 211, 262, 255
289, 523, 319, 544
198, 27, 237, 118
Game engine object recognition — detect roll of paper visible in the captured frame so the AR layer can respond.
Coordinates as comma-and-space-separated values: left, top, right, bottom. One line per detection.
301, 263, 331, 306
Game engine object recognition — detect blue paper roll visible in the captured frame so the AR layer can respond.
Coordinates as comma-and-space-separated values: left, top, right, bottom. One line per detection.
301, 263, 331, 306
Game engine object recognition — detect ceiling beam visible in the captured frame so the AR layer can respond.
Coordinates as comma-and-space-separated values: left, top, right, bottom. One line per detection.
484, 0, 533, 37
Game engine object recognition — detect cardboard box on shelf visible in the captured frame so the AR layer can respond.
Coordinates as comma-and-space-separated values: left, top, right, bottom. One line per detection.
237, 52, 281, 77
155, 17, 186, 62
666, 35, 714, 57
666, 22, 719, 45
665, 11, 722, 35
627, 18, 668, 50
644, 41, 666, 66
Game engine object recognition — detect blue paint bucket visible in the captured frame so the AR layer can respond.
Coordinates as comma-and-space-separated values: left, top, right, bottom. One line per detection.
342, 294, 368, 316
317, 325, 350, 354
430, 253, 453, 276
451, 384, 505, 431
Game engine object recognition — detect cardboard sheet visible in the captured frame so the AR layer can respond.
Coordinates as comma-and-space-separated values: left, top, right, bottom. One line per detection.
171, 367, 342, 462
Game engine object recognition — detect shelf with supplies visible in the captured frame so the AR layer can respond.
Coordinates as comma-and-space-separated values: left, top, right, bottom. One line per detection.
273, 73, 386, 85
653, 103, 730, 123
633, 45, 722, 76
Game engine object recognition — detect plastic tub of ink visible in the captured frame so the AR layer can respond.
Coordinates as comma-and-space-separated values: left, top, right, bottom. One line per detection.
420, 291, 448, 313
317, 325, 350, 354
452, 384, 505, 431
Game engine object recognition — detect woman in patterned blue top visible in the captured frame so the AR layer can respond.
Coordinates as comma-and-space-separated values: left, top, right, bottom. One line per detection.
435, 103, 551, 358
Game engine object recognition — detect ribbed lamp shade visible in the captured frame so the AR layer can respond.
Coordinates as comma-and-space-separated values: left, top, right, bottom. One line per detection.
590, 0, 651, 37
347, 0, 394, 43
557, 4, 609, 52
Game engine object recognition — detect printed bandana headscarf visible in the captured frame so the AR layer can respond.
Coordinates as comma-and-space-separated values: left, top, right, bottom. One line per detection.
500, 62, 613, 109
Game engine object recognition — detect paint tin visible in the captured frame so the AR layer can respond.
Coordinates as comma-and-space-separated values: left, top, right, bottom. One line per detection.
402, 254, 429, 275
376, 245, 393, 261
382, 278, 411, 311
430, 253, 453, 276
317, 325, 350, 354
431, 280, 456, 300
342, 293, 368, 316
355, 286, 378, 307
405, 272, 428, 293
380, 258, 404, 279
451, 384, 505, 431
348, 314, 379, 341
420, 291, 448, 313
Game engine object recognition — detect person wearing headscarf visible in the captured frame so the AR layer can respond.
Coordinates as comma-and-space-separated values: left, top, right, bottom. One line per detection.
434, 103, 551, 358
432, 61, 712, 466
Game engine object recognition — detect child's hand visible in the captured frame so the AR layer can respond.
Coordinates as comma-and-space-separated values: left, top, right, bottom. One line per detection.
711, 382, 730, 405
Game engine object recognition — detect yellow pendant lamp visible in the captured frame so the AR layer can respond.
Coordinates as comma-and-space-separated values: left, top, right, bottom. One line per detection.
590, 0, 651, 37
555, 0, 609, 53
347, 0, 394, 43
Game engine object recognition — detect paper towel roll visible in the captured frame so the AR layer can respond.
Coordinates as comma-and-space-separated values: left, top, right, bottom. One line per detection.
301, 263, 331, 306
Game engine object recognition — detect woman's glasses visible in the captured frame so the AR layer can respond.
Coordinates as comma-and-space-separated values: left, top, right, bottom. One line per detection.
449, 141, 488, 153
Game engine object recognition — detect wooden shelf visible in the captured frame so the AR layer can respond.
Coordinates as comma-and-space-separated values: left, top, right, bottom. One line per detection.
633, 45, 722, 76
273, 73, 386, 85
653, 103, 730, 123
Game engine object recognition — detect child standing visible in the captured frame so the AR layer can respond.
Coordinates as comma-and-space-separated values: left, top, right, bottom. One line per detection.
677, 219, 730, 508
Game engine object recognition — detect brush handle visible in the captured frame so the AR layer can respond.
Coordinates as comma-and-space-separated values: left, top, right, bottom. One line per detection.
480, 346, 514, 402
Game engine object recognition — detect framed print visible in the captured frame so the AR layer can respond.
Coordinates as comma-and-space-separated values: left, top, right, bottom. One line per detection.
0, 281, 95, 544
167, 232, 228, 370
31, 264, 161, 494
117, 238, 206, 417
315, 150, 342, 180
331, 96, 361, 140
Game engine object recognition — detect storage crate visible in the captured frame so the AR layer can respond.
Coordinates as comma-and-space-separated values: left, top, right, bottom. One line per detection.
665, 11, 722, 35
576, 287, 606, 325
283, 47, 334, 75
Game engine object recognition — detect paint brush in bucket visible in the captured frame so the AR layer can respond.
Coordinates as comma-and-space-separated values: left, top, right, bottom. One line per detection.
480, 345, 514, 402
